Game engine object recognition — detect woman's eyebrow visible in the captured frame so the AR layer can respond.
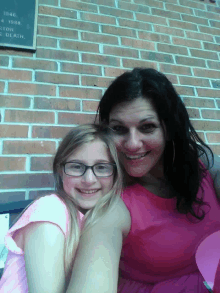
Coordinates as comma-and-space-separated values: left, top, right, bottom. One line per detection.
109, 116, 156, 124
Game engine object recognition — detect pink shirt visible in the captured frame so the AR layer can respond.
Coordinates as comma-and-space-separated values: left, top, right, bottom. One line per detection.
120, 168, 220, 284
0, 194, 84, 293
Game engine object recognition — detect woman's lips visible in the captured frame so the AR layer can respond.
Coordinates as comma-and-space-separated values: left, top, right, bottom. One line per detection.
123, 151, 151, 161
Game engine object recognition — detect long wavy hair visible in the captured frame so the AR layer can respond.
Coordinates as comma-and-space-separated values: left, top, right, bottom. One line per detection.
9, 124, 123, 288
96, 67, 214, 222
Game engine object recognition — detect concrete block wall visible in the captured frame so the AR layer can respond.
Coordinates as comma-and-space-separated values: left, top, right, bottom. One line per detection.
0, 0, 220, 204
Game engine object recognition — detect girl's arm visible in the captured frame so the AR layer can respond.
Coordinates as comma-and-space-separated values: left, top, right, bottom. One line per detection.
66, 198, 130, 293
24, 222, 66, 293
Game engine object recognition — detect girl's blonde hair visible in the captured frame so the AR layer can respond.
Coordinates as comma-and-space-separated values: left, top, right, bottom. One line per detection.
10, 124, 123, 288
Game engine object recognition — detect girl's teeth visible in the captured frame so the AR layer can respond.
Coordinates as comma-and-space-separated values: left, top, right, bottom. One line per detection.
79, 189, 99, 194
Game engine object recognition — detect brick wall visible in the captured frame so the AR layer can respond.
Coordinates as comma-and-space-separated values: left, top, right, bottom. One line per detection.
0, 0, 220, 204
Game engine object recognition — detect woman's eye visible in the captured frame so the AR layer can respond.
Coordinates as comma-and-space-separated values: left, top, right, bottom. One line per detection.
110, 125, 128, 135
139, 124, 156, 133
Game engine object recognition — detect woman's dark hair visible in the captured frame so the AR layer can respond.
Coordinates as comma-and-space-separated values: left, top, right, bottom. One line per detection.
96, 67, 214, 222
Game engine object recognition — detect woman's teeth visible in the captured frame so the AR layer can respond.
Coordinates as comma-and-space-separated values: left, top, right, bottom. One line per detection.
124, 152, 149, 160
78, 189, 99, 194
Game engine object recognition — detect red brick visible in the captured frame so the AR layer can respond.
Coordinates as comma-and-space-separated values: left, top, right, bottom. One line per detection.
59, 87, 101, 99
0, 95, 30, 108
172, 37, 202, 49
37, 36, 58, 48
0, 81, 5, 92
202, 110, 220, 120
190, 49, 218, 60
165, 74, 178, 85
197, 88, 220, 99
206, 133, 220, 144
0, 69, 31, 81
199, 26, 220, 37
81, 76, 113, 88
154, 25, 184, 37
35, 72, 79, 85
179, 76, 210, 87
0, 125, 28, 138
118, 1, 150, 13
169, 20, 198, 31
32, 126, 73, 138
34, 97, 80, 111
165, 3, 193, 14
39, 6, 77, 18
0, 56, 9, 67
58, 113, 96, 124
0, 48, 33, 57
191, 120, 220, 131
121, 37, 155, 51
208, 61, 220, 71
39, 0, 58, 5
61, 63, 101, 75
134, 0, 164, 8
8, 82, 56, 96
186, 108, 201, 119
0, 174, 54, 189
38, 26, 78, 40
5, 110, 55, 124
60, 40, 99, 53
123, 58, 157, 69
60, 18, 99, 32
157, 44, 188, 56
82, 53, 120, 66
31, 156, 53, 171
152, 8, 181, 20
207, 4, 220, 14
136, 12, 167, 26
104, 68, 127, 77
193, 68, 220, 79
13, 58, 57, 71
195, 9, 220, 22
141, 51, 174, 63
183, 97, 215, 108
38, 15, 57, 26
210, 20, 220, 30
174, 86, 195, 97
0, 157, 26, 171
118, 18, 152, 31
102, 25, 136, 38
159, 64, 192, 76
197, 132, 205, 142
99, 6, 133, 18
181, 15, 209, 26
179, 0, 205, 10
203, 42, 220, 52
186, 31, 214, 42
61, 0, 98, 12
103, 45, 138, 58
138, 31, 170, 43
176, 56, 206, 68
82, 101, 99, 112
0, 191, 25, 204
3, 141, 56, 155
217, 99, 220, 108
36, 48, 79, 62
81, 32, 118, 45
80, 12, 116, 24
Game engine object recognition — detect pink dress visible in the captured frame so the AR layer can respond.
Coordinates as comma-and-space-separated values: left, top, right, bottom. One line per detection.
119, 168, 220, 293
0, 194, 84, 293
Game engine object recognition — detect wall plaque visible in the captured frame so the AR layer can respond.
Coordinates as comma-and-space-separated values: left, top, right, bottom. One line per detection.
0, 0, 38, 51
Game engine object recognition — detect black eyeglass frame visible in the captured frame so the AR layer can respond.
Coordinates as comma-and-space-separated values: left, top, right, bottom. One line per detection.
63, 162, 116, 178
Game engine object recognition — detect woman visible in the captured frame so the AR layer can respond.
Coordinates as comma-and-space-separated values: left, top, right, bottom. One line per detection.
0, 124, 123, 293
69, 68, 220, 293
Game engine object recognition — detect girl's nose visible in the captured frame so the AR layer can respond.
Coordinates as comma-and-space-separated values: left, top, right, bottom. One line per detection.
82, 168, 97, 184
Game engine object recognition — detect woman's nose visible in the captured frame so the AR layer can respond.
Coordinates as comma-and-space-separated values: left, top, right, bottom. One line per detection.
124, 130, 143, 151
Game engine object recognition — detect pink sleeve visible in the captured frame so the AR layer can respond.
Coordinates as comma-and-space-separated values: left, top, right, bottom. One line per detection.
4, 194, 70, 255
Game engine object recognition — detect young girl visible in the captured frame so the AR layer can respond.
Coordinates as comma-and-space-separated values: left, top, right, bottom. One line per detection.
0, 124, 123, 293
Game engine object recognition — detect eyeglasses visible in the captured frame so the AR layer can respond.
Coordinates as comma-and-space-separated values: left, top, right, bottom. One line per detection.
63, 162, 116, 177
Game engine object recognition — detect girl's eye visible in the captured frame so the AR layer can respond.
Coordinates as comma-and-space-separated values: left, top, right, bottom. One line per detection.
110, 125, 128, 135
139, 124, 156, 133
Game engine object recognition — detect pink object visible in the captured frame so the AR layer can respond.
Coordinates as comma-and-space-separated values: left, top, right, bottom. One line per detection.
195, 231, 220, 291
0, 194, 84, 293
119, 166, 220, 292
